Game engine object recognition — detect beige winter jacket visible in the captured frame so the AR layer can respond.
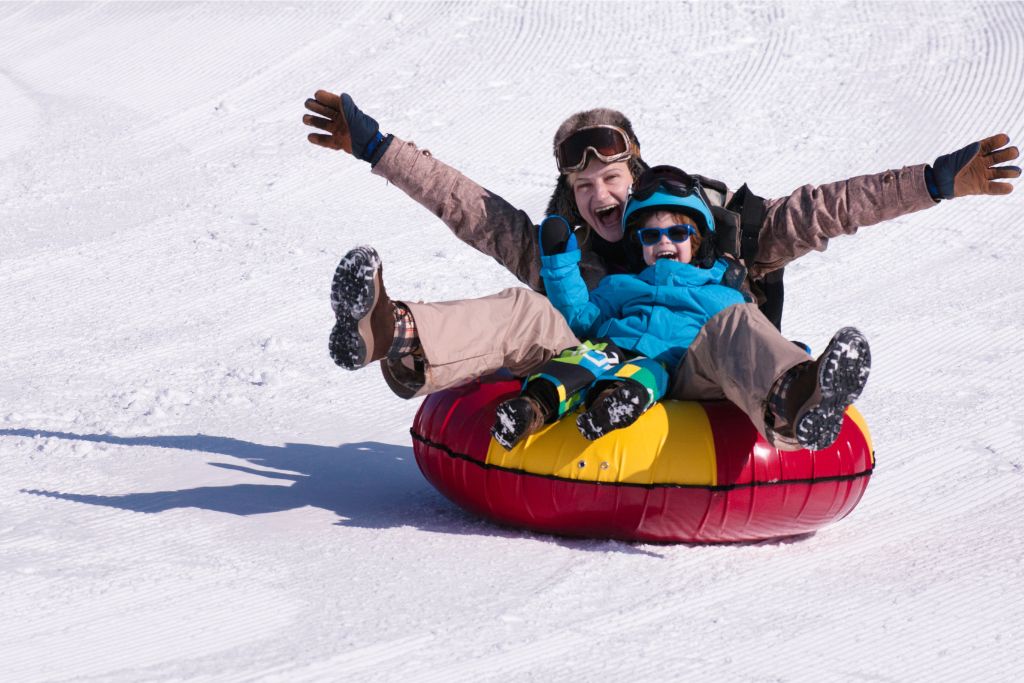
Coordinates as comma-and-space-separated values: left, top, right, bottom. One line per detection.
373, 136, 936, 289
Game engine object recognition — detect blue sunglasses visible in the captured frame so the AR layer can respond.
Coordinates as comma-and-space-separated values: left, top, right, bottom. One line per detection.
637, 224, 695, 247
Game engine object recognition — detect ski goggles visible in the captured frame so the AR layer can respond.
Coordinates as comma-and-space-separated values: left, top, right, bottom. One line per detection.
630, 165, 701, 202
554, 125, 635, 173
636, 225, 695, 247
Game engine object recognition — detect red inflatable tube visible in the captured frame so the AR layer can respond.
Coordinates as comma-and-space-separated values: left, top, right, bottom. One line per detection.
411, 378, 874, 543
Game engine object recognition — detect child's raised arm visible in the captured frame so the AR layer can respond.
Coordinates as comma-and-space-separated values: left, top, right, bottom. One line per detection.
537, 216, 615, 338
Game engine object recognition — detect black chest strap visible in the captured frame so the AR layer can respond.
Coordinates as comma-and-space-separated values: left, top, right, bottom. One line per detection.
757, 267, 785, 330
726, 183, 785, 331
729, 183, 766, 265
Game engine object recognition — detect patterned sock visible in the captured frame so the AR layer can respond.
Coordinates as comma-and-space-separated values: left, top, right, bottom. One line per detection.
387, 302, 421, 360
765, 361, 813, 435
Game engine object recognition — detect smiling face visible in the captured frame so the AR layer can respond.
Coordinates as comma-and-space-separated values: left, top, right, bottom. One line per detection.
639, 211, 697, 266
568, 159, 633, 242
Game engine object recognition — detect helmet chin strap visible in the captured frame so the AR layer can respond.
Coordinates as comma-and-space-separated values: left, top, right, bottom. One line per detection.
693, 232, 717, 269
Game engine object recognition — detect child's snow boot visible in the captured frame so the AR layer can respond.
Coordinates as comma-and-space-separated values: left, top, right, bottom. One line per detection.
767, 327, 871, 451
576, 379, 649, 441
491, 396, 547, 451
329, 246, 399, 369
491, 379, 560, 450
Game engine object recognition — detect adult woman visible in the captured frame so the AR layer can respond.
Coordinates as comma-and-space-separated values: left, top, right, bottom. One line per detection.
304, 90, 1017, 448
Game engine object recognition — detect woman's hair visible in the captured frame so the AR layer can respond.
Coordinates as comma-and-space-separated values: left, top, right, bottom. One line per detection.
636, 210, 703, 260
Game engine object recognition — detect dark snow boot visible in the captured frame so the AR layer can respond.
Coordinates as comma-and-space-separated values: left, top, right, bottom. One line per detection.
576, 380, 649, 441
769, 327, 871, 451
491, 396, 546, 451
329, 246, 396, 370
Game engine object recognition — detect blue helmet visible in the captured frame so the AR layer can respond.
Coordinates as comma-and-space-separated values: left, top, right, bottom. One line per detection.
621, 165, 715, 236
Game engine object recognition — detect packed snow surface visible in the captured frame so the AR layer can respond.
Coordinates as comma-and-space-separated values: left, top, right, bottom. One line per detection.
2, 2, 1023, 680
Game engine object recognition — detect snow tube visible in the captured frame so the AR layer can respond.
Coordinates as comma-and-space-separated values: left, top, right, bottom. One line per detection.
411, 378, 874, 543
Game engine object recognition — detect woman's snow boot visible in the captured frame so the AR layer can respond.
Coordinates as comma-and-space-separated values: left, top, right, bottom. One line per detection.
767, 327, 871, 451
329, 246, 397, 369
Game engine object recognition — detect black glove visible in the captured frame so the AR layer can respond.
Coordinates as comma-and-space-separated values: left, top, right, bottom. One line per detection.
538, 215, 577, 256
304, 90, 394, 165
927, 133, 1020, 200
339, 94, 391, 163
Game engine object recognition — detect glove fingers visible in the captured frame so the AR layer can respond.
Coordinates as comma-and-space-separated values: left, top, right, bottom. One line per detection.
306, 90, 358, 156
314, 90, 342, 110
304, 98, 338, 118
302, 114, 333, 132
979, 133, 1010, 154
308, 132, 341, 150
985, 181, 1015, 195
989, 165, 1022, 179
985, 145, 1019, 165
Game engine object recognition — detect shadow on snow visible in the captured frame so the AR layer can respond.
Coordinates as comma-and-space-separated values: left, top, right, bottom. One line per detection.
4, 428, 663, 555
7, 428, 464, 530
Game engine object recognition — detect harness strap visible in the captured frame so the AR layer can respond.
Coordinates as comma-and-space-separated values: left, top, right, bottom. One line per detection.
727, 183, 785, 330
730, 183, 766, 265
758, 267, 785, 330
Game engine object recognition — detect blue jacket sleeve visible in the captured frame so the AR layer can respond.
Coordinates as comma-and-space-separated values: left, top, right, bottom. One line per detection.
540, 250, 609, 338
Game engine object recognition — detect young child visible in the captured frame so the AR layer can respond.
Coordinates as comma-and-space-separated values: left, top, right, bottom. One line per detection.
491, 165, 871, 452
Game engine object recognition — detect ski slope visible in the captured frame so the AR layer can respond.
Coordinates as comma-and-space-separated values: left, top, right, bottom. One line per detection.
2, 2, 1023, 680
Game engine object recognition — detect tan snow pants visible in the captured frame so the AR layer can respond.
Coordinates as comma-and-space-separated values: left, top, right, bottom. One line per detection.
381, 289, 809, 447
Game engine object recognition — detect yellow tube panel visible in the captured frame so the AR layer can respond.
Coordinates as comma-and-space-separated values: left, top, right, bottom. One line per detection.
845, 405, 874, 464
486, 401, 718, 487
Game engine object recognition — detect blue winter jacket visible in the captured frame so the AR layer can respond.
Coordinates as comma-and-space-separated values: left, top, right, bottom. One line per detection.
540, 250, 747, 369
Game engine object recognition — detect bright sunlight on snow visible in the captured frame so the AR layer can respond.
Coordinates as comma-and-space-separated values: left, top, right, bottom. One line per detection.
2, 2, 1023, 680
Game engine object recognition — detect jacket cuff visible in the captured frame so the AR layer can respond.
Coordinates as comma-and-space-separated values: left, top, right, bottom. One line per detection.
367, 133, 395, 167
540, 249, 582, 274
370, 135, 417, 178
894, 163, 940, 210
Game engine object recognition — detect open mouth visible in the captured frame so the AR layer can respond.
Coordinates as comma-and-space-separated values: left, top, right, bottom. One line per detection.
593, 204, 622, 233
654, 249, 677, 260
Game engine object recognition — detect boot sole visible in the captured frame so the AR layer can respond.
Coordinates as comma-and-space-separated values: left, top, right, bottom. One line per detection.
795, 327, 871, 451
577, 381, 648, 441
329, 246, 381, 370
491, 398, 536, 451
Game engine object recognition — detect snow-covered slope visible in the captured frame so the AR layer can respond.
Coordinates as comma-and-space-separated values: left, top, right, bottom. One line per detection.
2, 2, 1023, 680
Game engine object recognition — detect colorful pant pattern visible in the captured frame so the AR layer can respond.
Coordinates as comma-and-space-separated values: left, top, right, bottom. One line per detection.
523, 340, 670, 420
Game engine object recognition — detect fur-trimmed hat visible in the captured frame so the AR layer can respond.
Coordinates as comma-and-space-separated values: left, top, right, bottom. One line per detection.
545, 108, 648, 227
